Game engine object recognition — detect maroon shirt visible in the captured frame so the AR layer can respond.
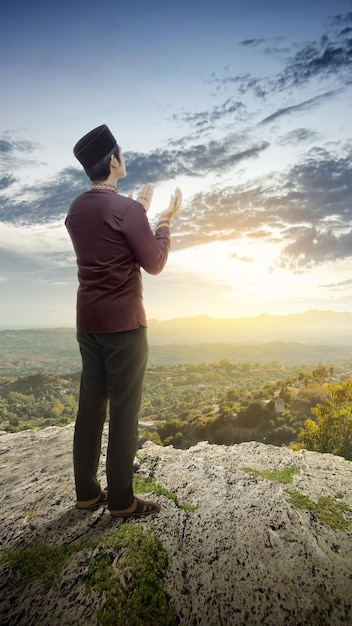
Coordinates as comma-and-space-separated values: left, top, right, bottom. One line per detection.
65, 189, 170, 333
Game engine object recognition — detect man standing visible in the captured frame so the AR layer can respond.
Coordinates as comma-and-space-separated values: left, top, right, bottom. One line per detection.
65, 124, 182, 517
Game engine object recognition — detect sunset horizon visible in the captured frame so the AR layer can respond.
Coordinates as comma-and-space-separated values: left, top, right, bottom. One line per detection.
1, 308, 352, 333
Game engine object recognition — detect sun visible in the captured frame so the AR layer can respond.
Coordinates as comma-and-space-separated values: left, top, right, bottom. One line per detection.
172, 238, 278, 287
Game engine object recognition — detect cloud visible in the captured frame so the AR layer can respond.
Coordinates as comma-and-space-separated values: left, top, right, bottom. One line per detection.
210, 11, 352, 98
118, 137, 269, 192
277, 128, 321, 145
0, 175, 17, 190
230, 253, 253, 263
320, 278, 352, 290
0, 245, 57, 284
172, 97, 246, 134
0, 133, 40, 161
1, 134, 351, 277
208, 72, 267, 99
0, 140, 13, 155
282, 146, 352, 223
0, 132, 45, 194
259, 90, 341, 125
278, 228, 352, 270
0, 167, 87, 225
0, 227, 76, 301
239, 38, 267, 47
169, 142, 352, 269
277, 32, 352, 90
0, 130, 269, 225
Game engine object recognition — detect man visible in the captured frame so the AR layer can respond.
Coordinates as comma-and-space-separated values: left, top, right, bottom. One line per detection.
65, 124, 182, 517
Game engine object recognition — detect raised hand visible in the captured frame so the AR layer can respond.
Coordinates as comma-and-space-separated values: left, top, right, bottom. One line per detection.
159, 187, 182, 222
136, 183, 154, 212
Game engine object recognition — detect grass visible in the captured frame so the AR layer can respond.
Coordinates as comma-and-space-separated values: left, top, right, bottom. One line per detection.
0, 543, 84, 589
239, 466, 351, 531
0, 525, 177, 625
133, 474, 197, 512
0, 473, 193, 624
85, 525, 177, 626
240, 466, 301, 484
285, 491, 352, 531
0, 473, 190, 624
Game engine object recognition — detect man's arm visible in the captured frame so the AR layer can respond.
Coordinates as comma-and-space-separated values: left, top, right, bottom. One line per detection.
122, 201, 171, 275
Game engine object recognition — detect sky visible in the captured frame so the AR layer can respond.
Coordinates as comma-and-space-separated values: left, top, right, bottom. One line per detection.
0, 0, 352, 328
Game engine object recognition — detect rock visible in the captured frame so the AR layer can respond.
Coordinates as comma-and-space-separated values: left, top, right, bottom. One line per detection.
0, 425, 351, 625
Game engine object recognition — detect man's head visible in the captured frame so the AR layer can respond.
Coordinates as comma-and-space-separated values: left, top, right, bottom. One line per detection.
73, 124, 121, 181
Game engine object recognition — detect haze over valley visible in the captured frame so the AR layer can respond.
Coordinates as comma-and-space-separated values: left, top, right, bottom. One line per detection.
1, 310, 352, 376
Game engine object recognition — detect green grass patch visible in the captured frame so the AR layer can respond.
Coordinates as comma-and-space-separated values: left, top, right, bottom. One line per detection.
133, 475, 197, 512
85, 524, 177, 626
0, 543, 84, 589
240, 466, 301, 484
1, 525, 177, 625
286, 491, 352, 531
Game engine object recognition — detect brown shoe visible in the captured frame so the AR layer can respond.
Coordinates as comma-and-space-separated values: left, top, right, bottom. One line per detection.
75, 490, 108, 510
110, 496, 161, 518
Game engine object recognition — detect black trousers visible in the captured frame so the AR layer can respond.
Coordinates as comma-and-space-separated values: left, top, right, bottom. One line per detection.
74, 327, 148, 510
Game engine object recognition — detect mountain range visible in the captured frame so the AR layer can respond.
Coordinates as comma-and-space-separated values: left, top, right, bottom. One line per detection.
147, 310, 352, 345
1, 310, 352, 375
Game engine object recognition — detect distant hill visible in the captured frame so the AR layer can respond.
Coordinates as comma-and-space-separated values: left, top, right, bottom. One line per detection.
0, 372, 80, 397
0, 328, 81, 377
147, 310, 352, 345
148, 341, 352, 367
1, 310, 352, 375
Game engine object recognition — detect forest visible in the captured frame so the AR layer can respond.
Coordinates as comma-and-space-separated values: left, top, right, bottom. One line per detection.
1, 359, 351, 460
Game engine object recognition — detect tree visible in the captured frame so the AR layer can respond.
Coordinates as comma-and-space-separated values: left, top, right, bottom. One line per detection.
290, 382, 329, 417
218, 359, 233, 370
312, 365, 329, 384
298, 381, 352, 460
227, 389, 240, 402
237, 401, 270, 428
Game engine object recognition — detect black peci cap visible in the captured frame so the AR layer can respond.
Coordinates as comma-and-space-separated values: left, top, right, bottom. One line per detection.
73, 124, 117, 169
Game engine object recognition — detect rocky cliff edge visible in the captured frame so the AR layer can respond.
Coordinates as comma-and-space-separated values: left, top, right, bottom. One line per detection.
1, 425, 352, 625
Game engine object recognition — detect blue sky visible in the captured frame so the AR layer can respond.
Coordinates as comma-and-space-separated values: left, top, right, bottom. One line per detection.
0, 0, 352, 327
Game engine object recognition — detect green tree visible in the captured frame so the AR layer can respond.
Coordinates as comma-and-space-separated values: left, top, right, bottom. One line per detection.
237, 401, 270, 428
312, 365, 329, 384
226, 389, 240, 402
298, 381, 352, 460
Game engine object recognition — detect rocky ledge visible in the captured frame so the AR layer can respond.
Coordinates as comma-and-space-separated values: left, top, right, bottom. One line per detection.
0, 424, 352, 625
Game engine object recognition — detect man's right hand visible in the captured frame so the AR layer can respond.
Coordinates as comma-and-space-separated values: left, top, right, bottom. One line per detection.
159, 187, 182, 222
